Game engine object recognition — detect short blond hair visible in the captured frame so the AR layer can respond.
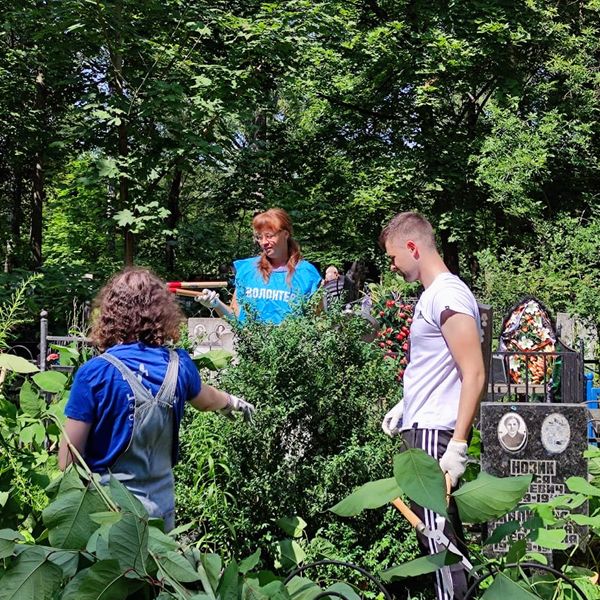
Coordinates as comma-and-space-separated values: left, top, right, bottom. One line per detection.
379, 211, 436, 249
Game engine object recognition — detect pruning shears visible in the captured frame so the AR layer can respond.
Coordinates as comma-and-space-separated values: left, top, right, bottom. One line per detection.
166, 281, 227, 298
390, 473, 473, 573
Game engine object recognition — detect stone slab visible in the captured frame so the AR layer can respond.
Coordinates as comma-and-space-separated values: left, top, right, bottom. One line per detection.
187, 317, 236, 355
480, 402, 588, 559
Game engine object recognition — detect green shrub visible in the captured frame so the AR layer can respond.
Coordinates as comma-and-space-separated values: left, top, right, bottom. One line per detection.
175, 306, 418, 573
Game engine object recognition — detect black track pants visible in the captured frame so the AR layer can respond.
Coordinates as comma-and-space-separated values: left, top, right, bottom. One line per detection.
401, 428, 469, 600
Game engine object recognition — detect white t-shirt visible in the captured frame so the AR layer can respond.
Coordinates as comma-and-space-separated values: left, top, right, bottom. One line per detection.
401, 272, 481, 431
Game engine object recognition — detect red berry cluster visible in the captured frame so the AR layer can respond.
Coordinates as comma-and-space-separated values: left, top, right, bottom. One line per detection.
374, 297, 414, 382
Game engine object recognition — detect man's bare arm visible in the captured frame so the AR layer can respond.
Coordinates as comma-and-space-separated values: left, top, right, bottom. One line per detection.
58, 418, 92, 470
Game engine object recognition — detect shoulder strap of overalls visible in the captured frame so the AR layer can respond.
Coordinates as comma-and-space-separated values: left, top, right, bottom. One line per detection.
99, 350, 179, 404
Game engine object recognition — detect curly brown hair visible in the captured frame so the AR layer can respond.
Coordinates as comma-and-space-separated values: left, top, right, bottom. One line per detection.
90, 267, 184, 351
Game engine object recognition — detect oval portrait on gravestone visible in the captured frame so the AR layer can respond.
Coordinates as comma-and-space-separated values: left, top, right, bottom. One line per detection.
541, 413, 571, 454
497, 412, 527, 452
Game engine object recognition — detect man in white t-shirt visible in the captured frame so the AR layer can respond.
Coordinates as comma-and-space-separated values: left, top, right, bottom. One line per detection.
380, 212, 485, 600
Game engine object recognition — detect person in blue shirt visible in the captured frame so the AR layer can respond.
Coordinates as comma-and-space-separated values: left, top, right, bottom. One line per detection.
198, 208, 321, 324
58, 267, 254, 531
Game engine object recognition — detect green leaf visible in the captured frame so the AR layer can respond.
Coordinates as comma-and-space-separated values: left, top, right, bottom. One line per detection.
32, 371, 67, 393
61, 560, 131, 600
239, 548, 261, 574
216, 560, 239, 600
201, 553, 222, 593
108, 512, 149, 573
285, 576, 321, 600
148, 526, 179, 554
329, 477, 402, 516
0, 492, 9, 507
324, 583, 360, 600
19, 381, 45, 416
481, 572, 541, 599
0, 529, 24, 559
0, 546, 62, 600
565, 476, 600, 497
155, 550, 201, 583
108, 476, 148, 518
276, 516, 307, 538
380, 550, 461, 581
453, 472, 533, 523
393, 450, 447, 518
0, 354, 38, 373
275, 540, 306, 570
192, 349, 233, 371
42, 485, 106, 549
569, 513, 600, 527
89, 512, 123, 527
484, 519, 521, 546
529, 528, 569, 550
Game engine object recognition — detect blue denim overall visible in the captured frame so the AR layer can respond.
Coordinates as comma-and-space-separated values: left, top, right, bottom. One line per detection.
99, 350, 179, 531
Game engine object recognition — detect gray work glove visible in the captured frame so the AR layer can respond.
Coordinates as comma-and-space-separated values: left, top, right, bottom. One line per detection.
382, 399, 404, 436
439, 439, 469, 487
195, 289, 220, 308
221, 393, 255, 423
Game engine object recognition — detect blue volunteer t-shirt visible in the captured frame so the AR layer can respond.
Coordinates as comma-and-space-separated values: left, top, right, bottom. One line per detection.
64, 342, 201, 473
234, 257, 321, 324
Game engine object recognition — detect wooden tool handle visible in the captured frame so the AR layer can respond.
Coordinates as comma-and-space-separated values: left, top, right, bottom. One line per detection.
391, 497, 423, 529
172, 288, 203, 297
167, 281, 228, 289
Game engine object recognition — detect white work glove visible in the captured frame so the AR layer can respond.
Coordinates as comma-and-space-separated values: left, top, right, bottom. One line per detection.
439, 439, 469, 487
220, 394, 255, 423
195, 289, 220, 308
382, 400, 404, 436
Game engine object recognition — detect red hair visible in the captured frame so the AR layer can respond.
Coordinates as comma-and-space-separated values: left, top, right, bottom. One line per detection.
252, 208, 302, 284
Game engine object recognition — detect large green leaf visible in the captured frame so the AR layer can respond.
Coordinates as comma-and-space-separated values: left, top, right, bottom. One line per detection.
239, 549, 261, 574
0, 529, 24, 559
380, 550, 461, 581
216, 560, 239, 600
154, 550, 201, 583
324, 583, 360, 600
481, 573, 542, 599
32, 370, 67, 393
483, 520, 521, 546
0, 354, 38, 374
0, 546, 62, 600
565, 476, 600, 497
19, 381, 44, 417
276, 539, 306, 570
108, 512, 149, 573
329, 477, 402, 516
276, 516, 307, 538
192, 349, 233, 371
42, 485, 106, 549
529, 528, 569, 550
201, 553, 222, 593
285, 576, 321, 600
453, 472, 533, 523
61, 560, 131, 600
108, 476, 148, 518
393, 450, 447, 518
148, 526, 179, 554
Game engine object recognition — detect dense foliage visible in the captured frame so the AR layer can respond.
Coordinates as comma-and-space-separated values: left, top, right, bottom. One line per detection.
0, 1, 598, 333
175, 306, 420, 573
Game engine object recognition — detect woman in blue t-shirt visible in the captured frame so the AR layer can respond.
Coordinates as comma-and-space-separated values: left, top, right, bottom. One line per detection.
198, 208, 321, 324
58, 267, 254, 531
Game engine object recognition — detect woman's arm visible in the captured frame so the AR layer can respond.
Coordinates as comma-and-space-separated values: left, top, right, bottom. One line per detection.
189, 383, 230, 411
58, 418, 92, 470
197, 289, 239, 319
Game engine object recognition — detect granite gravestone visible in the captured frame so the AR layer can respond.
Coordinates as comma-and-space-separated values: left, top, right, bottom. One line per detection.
187, 317, 235, 356
480, 402, 588, 558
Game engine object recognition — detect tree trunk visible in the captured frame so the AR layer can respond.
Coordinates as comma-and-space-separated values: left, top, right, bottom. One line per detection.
166, 167, 182, 274
439, 227, 460, 276
5, 171, 24, 272
30, 69, 46, 269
